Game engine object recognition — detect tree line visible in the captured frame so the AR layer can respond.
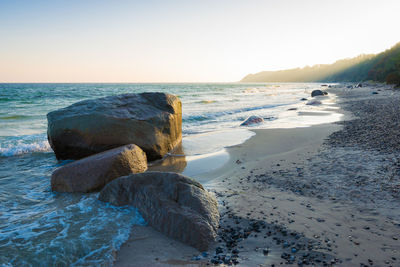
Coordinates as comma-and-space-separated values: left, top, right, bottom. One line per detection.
241, 42, 400, 86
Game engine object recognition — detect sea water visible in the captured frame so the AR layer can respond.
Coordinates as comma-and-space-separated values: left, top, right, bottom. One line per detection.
0, 83, 342, 266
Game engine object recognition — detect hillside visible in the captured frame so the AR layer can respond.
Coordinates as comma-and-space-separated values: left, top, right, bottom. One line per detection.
241, 42, 400, 86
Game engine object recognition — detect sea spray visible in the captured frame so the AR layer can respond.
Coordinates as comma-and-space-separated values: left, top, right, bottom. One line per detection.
0, 134, 51, 157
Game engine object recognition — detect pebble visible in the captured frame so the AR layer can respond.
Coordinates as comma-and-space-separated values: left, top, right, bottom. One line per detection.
209, 90, 400, 266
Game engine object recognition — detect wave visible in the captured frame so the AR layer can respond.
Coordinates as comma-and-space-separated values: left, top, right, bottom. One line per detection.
0, 115, 31, 120
197, 100, 217, 104
0, 97, 12, 102
183, 102, 292, 123
0, 140, 52, 157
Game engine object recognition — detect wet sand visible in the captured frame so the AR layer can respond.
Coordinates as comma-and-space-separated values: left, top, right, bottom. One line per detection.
114, 84, 400, 267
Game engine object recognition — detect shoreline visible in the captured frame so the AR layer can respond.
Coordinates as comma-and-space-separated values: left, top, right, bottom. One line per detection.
114, 83, 400, 266
113, 124, 342, 267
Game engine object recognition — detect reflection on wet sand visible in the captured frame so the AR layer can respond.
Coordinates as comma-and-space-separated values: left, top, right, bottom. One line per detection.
147, 143, 187, 173
146, 141, 230, 180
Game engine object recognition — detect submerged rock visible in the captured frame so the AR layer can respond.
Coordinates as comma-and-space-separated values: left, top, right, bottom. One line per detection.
51, 144, 147, 193
47, 92, 182, 161
306, 99, 322, 105
98, 172, 219, 251
240, 115, 264, 126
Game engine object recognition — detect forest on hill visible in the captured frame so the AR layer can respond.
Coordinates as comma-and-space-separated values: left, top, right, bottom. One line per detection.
241, 42, 400, 86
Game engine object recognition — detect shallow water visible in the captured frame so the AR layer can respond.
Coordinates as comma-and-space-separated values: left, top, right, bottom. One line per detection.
0, 153, 146, 266
0, 83, 341, 266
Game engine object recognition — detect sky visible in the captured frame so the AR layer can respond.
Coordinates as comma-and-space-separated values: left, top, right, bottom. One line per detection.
0, 0, 399, 83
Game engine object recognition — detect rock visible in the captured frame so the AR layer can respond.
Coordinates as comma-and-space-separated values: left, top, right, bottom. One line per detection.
311, 90, 325, 97
300, 98, 308, 101
51, 144, 147, 193
98, 172, 219, 251
47, 93, 182, 161
215, 247, 224, 254
356, 83, 363, 88
306, 99, 322, 105
347, 85, 353, 89
372, 91, 379, 95
240, 115, 264, 126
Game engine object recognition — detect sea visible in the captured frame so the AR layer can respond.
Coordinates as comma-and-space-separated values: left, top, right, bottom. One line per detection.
0, 83, 342, 266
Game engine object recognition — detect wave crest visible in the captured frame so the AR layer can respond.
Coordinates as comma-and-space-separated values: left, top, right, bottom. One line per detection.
0, 140, 51, 157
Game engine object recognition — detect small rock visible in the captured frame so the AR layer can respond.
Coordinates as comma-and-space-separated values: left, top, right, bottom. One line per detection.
192, 256, 202, 261
311, 90, 326, 97
240, 115, 264, 126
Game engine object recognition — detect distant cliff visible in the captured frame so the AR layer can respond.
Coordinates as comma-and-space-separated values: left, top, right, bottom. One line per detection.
241, 42, 400, 86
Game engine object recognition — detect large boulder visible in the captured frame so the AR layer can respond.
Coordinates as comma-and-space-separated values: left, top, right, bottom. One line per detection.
51, 144, 147, 193
47, 93, 182, 161
98, 172, 219, 251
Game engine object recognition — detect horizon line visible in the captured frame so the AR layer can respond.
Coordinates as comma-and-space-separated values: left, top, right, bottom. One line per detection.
0, 81, 240, 84
0, 81, 340, 84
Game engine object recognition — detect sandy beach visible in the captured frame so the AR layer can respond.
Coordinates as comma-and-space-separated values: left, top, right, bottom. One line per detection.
112, 83, 400, 267
2, 2, 400, 266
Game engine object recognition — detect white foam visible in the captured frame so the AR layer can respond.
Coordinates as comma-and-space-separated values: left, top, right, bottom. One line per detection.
0, 140, 51, 157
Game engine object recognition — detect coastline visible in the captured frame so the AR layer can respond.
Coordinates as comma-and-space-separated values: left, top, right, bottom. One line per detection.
114, 83, 400, 266
112, 124, 340, 267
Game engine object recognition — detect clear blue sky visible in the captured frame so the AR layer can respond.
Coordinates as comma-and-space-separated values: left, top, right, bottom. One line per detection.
0, 0, 399, 82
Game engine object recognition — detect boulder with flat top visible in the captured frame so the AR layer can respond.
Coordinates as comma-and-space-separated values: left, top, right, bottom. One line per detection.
51, 144, 147, 193
98, 172, 220, 251
47, 92, 182, 161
